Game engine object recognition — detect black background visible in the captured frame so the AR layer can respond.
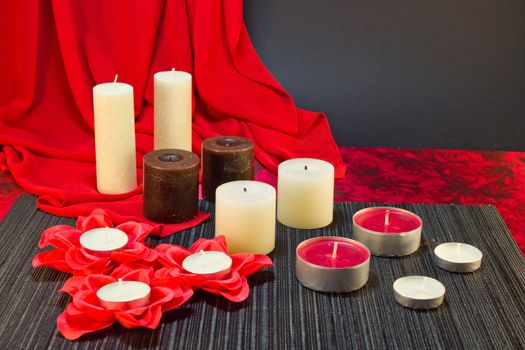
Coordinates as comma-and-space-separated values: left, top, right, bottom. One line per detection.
244, 0, 525, 150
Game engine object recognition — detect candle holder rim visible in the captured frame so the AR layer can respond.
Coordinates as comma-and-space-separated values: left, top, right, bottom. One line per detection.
352, 206, 423, 236
296, 236, 371, 270
96, 281, 152, 303
203, 136, 253, 150
353, 206, 423, 225
182, 251, 233, 275
278, 158, 335, 176
154, 70, 192, 80
79, 228, 129, 252
433, 242, 483, 263
393, 275, 446, 300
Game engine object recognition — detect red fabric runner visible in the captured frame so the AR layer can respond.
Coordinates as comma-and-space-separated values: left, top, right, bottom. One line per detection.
0, 0, 345, 234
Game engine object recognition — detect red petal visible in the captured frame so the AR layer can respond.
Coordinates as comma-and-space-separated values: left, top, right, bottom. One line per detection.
38, 225, 80, 249
59, 275, 87, 295
155, 244, 190, 268
189, 236, 228, 254
57, 310, 115, 340
32, 250, 73, 273
235, 254, 273, 276
76, 209, 113, 231
111, 242, 158, 264
115, 221, 157, 243
114, 305, 163, 329
203, 275, 250, 302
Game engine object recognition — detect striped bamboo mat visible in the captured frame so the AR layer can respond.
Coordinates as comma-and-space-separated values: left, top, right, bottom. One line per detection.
0, 195, 524, 349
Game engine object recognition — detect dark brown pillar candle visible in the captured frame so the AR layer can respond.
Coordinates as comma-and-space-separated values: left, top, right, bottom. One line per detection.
201, 136, 254, 202
143, 149, 199, 223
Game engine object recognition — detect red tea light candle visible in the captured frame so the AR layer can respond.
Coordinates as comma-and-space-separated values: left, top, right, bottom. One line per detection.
97, 278, 151, 309
353, 207, 422, 257
182, 250, 233, 280
295, 237, 370, 293
79, 227, 129, 256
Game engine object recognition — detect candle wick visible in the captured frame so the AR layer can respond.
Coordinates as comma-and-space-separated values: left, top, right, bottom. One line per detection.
171, 67, 175, 72
243, 187, 247, 193
199, 249, 210, 264
419, 277, 428, 294
113, 74, 118, 83
331, 242, 339, 259
118, 278, 123, 287
385, 210, 390, 226
456, 243, 461, 256
304, 165, 308, 171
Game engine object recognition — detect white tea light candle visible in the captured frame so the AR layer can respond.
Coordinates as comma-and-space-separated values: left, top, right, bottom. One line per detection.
97, 279, 151, 309
79, 227, 128, 254
154, 69, 192, 151
93, 76, 137, 194
215, 180, 276, 254
434, 242, 482, 273
393, 276, 445, 310
277, 158, 334, 229
182, 250, 233, 279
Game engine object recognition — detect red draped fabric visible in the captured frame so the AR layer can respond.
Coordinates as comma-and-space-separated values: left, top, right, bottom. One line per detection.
0, 0, 345, 233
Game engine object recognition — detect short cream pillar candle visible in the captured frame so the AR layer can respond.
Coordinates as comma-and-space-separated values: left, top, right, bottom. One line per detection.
215, 180, 276, 254
277, 158, 334, 229
154, 69, 192, 151
93, 77, 137, 194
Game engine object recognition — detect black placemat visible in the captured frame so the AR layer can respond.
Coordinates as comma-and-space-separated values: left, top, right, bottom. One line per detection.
0, 195, 524, 349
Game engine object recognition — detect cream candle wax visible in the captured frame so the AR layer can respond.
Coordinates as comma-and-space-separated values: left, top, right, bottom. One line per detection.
154, 69, 192, 151
215, 180, 276, 254
277, 158, 334, 229
93, 76, 137, 194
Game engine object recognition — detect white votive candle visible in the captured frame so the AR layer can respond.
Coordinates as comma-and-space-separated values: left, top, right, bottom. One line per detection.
434, 242, 483, 273
154, 70, 192, 151
215, 180, 276, 254
97, 278, 151, 309
182, 250, 233, 279
393, 276, 445, 310
93, 79, 137, 194
277, 158, 334, 229
79, 227, 128, 254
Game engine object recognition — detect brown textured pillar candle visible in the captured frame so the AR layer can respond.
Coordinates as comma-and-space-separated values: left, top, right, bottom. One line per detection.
143, 149, 199, 223
201, 136, 254, 202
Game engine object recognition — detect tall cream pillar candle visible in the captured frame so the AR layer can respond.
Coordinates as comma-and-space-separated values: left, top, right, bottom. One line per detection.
215, 180, 276, 254
93, 78, 137, 194
154, 69, 192, 151
277, 158, 334, 229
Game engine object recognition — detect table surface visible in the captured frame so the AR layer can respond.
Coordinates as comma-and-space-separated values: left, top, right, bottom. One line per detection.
0, 195, 524, 350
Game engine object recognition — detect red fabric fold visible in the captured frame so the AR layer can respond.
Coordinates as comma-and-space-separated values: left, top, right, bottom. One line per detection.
0, 0, 345, 230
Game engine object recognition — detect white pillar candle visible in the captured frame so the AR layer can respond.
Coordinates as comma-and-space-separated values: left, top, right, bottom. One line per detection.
97, 278, 151, 309
215, 180, 276, 254
93, 78, 137, 194
79, 227, 129, 255
393, 276, 445, 310
154, 69, 192, 151
434, 242, 483, 273
182, 250, 233, 279
277, 158, 334, 229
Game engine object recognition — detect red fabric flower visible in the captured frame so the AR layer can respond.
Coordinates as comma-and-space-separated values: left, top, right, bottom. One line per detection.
57, 266, 193, 340
32, 209, 159, 275
155, 236, 273, 302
